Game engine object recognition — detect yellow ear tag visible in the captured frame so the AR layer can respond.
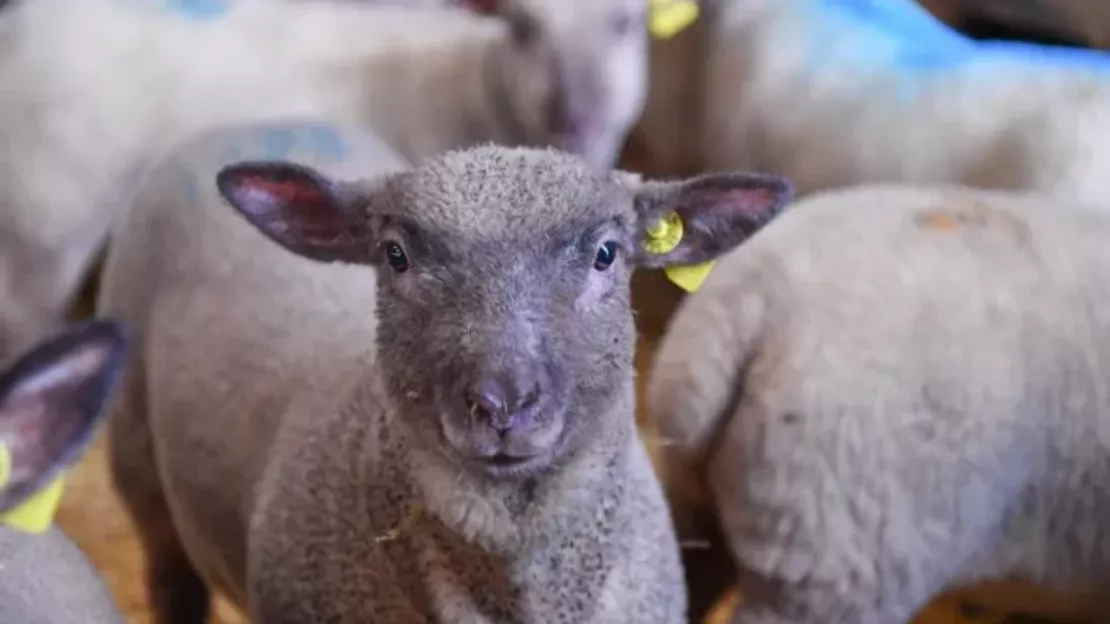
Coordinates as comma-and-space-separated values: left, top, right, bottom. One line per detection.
643, 212, 716, 293
0, 442, 66, 535
649, 0, 699, 39
0, 442, 10, 489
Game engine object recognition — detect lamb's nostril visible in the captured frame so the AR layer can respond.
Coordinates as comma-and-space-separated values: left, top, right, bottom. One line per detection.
465, 379, 505, 421
464, 373, 543, 436
465, 397, 487, 419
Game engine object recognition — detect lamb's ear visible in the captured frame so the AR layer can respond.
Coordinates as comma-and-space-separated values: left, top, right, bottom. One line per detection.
629, 172, 795, 268
452, 0, 501, 15
216, 160, 377, 264
0, 319, 130, 513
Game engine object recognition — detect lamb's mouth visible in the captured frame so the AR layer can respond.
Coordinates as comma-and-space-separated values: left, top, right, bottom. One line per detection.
473, 451, 551, 479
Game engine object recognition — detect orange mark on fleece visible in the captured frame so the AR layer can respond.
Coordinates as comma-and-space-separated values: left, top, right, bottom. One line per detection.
917, 212, 962, 232
915, 202, 991, 233
913, 202, 1032, 248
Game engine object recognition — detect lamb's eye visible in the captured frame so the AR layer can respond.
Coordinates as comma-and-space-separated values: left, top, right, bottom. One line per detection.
383, 241, 410, 273
593, 241, 618, 271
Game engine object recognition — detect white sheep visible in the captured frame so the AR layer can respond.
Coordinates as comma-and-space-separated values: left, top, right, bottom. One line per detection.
95, 117, 795, 622
0, 0, 650, 366
648, 183, 1110, 623
0, 319, 132, 624
641, 0, 1110, 201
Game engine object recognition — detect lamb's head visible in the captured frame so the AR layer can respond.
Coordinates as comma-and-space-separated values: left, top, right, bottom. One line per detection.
0, 320, 130, 531
460, 0, 650, 168
215, 146, 793, 481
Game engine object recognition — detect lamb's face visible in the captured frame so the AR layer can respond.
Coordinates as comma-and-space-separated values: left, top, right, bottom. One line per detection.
215, 144, 795, 481
372, 150, 641, 480
483, 0, 650, 169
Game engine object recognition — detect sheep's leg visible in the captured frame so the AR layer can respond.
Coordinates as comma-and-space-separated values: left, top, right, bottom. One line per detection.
680, 506, 737, 624
108, 349, 211, 624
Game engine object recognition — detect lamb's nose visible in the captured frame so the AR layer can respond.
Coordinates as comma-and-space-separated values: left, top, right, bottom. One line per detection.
464, 373, 542, 436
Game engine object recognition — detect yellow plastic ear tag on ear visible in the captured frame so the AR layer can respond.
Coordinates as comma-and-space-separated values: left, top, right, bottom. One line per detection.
0, 442, 10, 489
663, 262, 714, 293
643, 211, 684, 255
643, 212, 716, 293
0, 475, 65, 535
0, 441, 66, 535
649, 0, 699, 39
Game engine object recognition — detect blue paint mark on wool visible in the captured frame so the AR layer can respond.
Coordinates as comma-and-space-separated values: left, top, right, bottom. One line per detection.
215, 123, 353, 169
810, 0, 1110, 73
262, 128, 299, 161
303, 124, 351, 161
256, 124, 352, 161
165, 0, 231, 20
978, 38, 1110, 72
821, 0, 973, 69
179, 169, 200, 205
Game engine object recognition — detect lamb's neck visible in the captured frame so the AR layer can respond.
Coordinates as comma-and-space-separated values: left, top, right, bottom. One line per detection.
405, 395, 640, 559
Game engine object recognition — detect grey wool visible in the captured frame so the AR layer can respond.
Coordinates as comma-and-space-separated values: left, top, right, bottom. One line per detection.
0, 319, 132, 624
97, 118, 795, 622
649, 184, 1110, 624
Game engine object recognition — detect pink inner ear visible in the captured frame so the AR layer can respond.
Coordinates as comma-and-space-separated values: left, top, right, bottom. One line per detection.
455, 0, 498, 14
723, 187, 779, 214
243, 176, 331, 210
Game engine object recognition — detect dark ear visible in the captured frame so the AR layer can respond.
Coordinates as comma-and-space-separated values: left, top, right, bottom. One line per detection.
215, 161, 376, 264
0, 319, 131, 512
452, 0, 501, 15
630, 172, 795, 268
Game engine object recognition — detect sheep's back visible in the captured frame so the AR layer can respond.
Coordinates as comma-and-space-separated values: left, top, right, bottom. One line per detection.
692, 185, 1110, 597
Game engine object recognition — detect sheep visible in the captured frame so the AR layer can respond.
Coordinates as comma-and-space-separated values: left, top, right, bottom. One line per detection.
649, 0, 1110, 202
0, 319, 131, 624
93, 116, 794, 622
0, 0, 650, 371
647, 182, 1110, 624
623, 0, 1110, 343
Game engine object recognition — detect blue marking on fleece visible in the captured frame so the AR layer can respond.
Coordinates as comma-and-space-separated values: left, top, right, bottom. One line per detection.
165, 0, 231, 20
303, 124, 351, 161
178, 124, 352, 204
810, 0, 1110, 73
262, 128, 300, 161
179, 169, 200, 205
258, 123, 352, 161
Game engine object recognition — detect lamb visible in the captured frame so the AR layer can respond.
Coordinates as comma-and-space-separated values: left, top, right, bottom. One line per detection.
0, 0, 650, 369
95, 117, 795, 622
0, 319, 131, 624
659, 0, 1110, 201
647, 183, 1110, 623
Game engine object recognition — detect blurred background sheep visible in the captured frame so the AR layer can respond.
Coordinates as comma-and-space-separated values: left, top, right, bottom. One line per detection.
0, 0, 1102, 622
